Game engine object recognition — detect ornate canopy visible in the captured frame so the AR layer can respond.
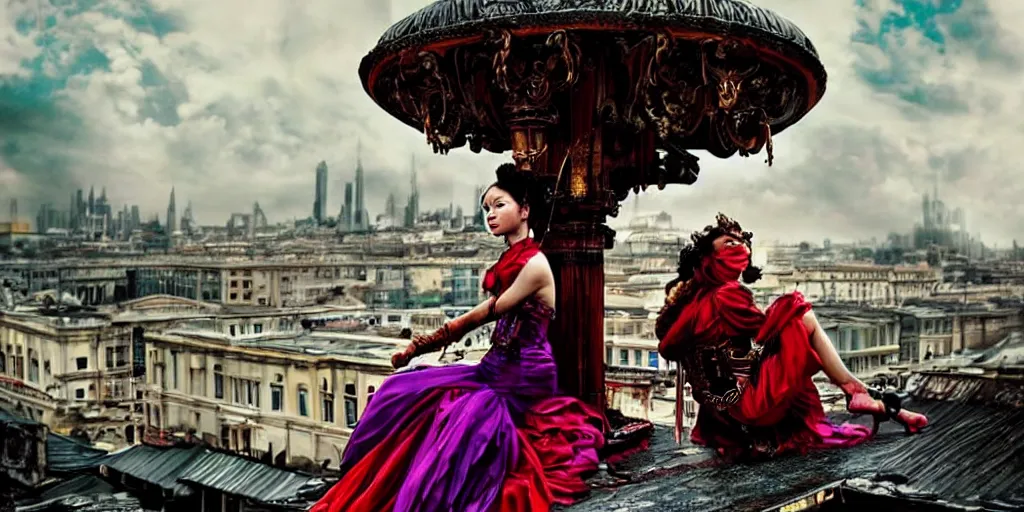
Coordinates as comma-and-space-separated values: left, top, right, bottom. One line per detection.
359, 0, 826, 174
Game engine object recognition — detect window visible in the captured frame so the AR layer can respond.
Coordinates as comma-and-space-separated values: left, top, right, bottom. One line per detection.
214, 365, 224, 399
633, 350, 642, 367
606, 346, 612, 363
619, 349, 629, 366
189, 368, 206, 396
298, 386, 309, 417
104, 379, 125, 399
0, 348, 5, 374
170, 351, 179, 389
28, 350, 39, 382
343, 382, 357, 427
648, 351, 659, 369
229, 325, 237, 336
76, 357, 88, 370
230, 292, 238, 301
104, 345, 129, 369
254, 324, 263, 334
322, 379, 335, 424
387, 315, 402, 322
271, 374, 284, 412
230, 377, 260, 408
75, 388, 85, 400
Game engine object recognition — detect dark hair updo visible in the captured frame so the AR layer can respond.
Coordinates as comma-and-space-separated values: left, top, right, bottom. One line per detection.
482, 163, 550, 239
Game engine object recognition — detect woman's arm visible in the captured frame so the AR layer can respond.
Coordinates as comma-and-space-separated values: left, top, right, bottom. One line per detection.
452, 253, 550, 321
490, 254, 552, 315
391, 254, 551, 368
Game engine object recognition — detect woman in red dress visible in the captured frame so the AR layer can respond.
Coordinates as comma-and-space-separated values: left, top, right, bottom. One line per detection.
656, 214, 928, 460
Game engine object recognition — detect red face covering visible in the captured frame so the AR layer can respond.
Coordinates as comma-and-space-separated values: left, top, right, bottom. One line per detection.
699, 243, 750, 285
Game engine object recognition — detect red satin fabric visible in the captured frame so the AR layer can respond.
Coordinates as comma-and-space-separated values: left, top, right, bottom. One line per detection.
659, 247, 872, 459
658, 280, 764, 361
500, 397, 605, 511
700, 243, 751, 285
311, 391, 604, 512
483, 237, 541, 295
311, 390, 446, 512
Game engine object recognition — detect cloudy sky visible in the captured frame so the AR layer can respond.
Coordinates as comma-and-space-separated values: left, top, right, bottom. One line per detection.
0, 0, 1022, 244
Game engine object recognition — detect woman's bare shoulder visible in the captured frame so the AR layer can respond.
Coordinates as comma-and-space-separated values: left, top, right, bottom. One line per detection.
522, 252, 552, 277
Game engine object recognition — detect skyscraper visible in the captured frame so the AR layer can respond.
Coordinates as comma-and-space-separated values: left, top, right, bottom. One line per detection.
75, 189, 84, 229
385, 192, 397, 221
473, 185, 485, 227
314, 161, 328, 225
130, 205, 141, 231
354, 144, 367, 231
166, 187, 177, 233
343, 183, 354, 231
404, 155, 420, 228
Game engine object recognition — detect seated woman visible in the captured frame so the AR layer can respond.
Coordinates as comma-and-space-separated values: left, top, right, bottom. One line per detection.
656, 214, 928, 460
311, 164, 604, 512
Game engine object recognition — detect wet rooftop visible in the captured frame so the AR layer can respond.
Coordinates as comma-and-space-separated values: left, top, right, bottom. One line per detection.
567, 373, 1024, 511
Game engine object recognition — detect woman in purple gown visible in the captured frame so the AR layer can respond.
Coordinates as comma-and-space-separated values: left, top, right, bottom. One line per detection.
311, 164, 604, 512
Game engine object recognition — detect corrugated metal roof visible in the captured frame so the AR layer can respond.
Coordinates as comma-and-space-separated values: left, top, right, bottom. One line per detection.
1, 407, 115, 475
100, 445, 312, 504
104, 445, 205, 497
0, 407, 38, 425
47, 433, 111, 474
177, 450, 313, 503
16, 475, 116, 508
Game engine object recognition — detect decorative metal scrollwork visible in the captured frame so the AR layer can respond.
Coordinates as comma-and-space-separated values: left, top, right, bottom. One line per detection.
393, 50, 464, 154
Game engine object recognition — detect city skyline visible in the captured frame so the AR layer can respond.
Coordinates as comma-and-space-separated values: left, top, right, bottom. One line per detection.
1, 0, 1023, 243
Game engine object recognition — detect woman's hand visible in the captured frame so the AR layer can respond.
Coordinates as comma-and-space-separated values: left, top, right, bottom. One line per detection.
391, 343, 418, 369
391, 337, 423, 370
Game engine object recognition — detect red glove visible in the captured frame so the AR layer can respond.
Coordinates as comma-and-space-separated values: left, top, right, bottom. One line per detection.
391, 297, 497, 369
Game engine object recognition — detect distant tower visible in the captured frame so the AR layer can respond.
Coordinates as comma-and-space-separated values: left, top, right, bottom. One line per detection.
314, 161, 328, 225
69, 192, 76, 228
405, 154, 420, 228
343, 182, 354, 232
473, 185, 485, 227
88, 186, 95, 215
354, 142, 367, 230
165, 187, 177, 233
385, 192, 398, 221
130, 205, 141, 230
75, 189, 84, 227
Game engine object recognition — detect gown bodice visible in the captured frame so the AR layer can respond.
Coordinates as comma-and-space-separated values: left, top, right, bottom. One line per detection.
489, 298, 555, 359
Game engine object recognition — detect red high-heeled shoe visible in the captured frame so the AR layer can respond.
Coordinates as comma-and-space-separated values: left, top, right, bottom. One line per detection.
841, 381, 886, 435
840, 381, 929, 436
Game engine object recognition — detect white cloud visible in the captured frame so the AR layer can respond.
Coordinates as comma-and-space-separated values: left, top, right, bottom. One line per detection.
0, 0, 1022, 246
